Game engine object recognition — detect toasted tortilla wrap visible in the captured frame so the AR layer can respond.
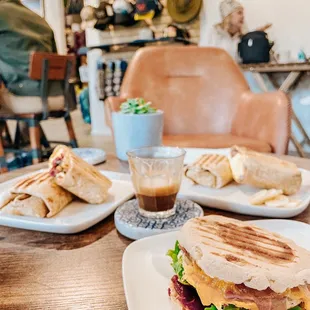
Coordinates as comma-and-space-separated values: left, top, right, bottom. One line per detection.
10, 171, 73, 218
0, 191, 18, 209
229, 146, 302, 195
1, 194, 48, 218
185, 154, 233, 189
49, 145, 112, 204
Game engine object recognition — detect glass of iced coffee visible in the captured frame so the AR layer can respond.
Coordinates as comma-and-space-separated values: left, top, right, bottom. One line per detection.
127, 147, 186, 219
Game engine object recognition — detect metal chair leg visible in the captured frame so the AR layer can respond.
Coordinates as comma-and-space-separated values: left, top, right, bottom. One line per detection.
14, 121, 30, 148
14, 122, 21, 148
39, 125, 50, 149
64, 114, 78, 148
0, 123, 8, 173
2, 121, 12, 147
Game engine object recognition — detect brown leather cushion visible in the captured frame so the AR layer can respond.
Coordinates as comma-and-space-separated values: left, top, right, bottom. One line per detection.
163, 134, 272, 153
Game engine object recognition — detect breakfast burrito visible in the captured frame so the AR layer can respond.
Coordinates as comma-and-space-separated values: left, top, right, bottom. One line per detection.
184, 154, 233, 189
229, 146, 302, 195
4, 171, 73, 218
49, 145, 112, 204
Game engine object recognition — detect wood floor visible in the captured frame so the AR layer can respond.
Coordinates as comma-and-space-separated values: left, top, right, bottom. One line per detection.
7, 109, 115, 154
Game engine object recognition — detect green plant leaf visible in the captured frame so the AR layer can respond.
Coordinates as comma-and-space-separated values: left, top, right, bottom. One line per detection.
120, 98, 157, 114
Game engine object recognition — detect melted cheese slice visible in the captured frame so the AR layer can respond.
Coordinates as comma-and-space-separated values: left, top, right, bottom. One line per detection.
286, 287, 310, 309
182, 254, 310, 310
182, 255, 258, 310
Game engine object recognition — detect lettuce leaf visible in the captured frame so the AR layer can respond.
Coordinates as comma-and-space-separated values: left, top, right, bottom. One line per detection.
288, 307, 302, 310
167, 241, 187, 284
204, 305, 248, 310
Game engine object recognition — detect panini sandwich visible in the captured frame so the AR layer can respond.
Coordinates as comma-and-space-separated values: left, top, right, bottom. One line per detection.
185, 154, 233, 189
167, 215, 310, 310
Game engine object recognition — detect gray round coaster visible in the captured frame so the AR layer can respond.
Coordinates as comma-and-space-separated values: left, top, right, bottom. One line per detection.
114, 199, 204, 240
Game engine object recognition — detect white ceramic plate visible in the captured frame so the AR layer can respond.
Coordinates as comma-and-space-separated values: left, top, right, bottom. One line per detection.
123, 220, 310, 310
179, 148, 310, 218
72, 148, 107, 165
0, 170, 134, 234
178, 169, 310, 218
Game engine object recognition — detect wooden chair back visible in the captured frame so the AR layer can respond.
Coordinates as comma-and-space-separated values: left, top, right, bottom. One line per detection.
28, 52, 77, 120
29, 52, 76, 81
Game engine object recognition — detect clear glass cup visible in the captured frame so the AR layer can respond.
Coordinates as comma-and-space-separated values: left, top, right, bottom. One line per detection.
127, 147, 186, 219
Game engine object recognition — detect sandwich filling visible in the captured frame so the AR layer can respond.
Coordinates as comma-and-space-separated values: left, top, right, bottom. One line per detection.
50, 152, 66, 177
167, 241, 309, 310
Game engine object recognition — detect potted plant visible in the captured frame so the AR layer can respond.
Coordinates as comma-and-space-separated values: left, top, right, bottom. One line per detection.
111, 98, 164, 161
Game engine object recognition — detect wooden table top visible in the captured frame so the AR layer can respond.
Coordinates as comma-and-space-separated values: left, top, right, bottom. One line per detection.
1, 153, 310, 309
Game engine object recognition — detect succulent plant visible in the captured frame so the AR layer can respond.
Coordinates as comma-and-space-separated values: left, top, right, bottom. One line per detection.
120, 98, 157, 114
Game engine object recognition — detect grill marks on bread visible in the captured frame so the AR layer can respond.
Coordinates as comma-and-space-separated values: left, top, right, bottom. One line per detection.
15, 172, 52, 189
71, 155, 107, 180
193, 218, 295, 266
218, 223, 294, 262
192, 154, 229, 170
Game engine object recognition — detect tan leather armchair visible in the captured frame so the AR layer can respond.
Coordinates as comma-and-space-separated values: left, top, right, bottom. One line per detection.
106, 46, 291, 155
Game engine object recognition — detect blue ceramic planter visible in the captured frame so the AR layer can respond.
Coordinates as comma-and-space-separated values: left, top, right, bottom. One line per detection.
112, 110, 164, 161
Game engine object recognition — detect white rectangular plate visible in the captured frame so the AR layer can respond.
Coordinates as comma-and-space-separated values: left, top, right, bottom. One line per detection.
0, 170, 134, 234
123, 220, 310, 310
179, 148, 310, 218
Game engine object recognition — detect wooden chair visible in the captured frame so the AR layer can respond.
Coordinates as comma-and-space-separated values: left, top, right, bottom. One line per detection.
0, 52, 78, 172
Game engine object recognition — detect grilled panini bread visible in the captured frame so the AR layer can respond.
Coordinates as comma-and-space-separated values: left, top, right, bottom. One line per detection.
184, 154, 233, 189
49, 145, 112, 204
8, 171, 73, 218
167, 215, 310, 310
229, 146, 302, 195
1, 194, 48, 218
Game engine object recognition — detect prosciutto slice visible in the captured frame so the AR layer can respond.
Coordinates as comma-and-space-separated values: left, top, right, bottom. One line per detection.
225, 284, 287, 310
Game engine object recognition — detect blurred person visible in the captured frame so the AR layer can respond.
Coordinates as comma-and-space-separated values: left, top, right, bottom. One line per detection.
0, 0, 62, 113
200, 0, 271, 62
0, 0, 64, 144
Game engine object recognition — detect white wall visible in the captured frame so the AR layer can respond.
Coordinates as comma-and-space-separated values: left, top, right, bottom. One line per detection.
44, 0, 67, 54
87, 49, 111, 136
21, 0, 44, 16
21, 0, 66, 54
200, 0, 310, 59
